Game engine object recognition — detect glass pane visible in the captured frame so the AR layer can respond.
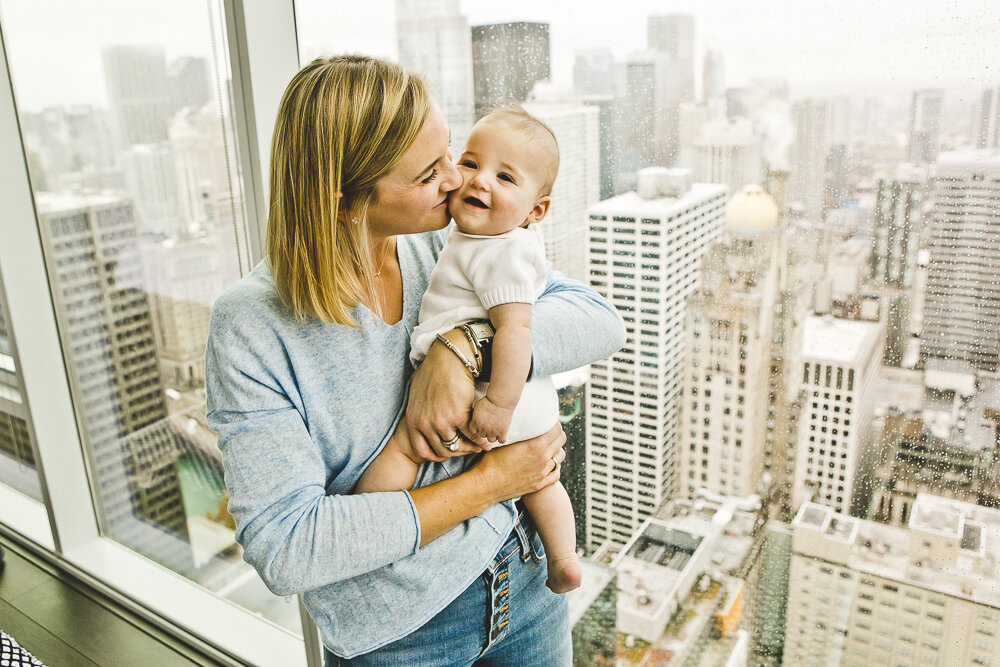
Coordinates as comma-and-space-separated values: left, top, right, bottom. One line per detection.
0, 277, 43, 501
297, 2, 999, 665
1, 0, 296, 634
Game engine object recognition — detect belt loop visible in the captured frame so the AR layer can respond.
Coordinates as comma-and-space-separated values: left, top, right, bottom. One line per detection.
513, 513, 531, 560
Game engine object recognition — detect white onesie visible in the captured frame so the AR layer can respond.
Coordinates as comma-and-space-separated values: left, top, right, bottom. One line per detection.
411, 225, 558, 444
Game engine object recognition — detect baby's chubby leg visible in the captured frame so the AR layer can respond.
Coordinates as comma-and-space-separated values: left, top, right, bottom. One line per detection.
521, 481, 581, 593
355, 422, 420, 494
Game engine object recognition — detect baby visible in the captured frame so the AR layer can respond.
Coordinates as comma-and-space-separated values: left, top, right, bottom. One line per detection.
357, 107, 581, 593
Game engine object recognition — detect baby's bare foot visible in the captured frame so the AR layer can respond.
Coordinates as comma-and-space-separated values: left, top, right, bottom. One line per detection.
546, 553, 582, 594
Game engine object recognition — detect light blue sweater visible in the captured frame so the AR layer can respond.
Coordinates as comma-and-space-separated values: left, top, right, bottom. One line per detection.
204, 226, 625, 657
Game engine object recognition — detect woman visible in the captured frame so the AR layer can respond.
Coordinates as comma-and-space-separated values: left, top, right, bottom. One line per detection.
205, 55, 624, 665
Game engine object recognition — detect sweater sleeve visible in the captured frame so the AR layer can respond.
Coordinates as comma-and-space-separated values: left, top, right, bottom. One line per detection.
464, 234, 547, 309
529, 266, 627, 378
204, 294, 421, 596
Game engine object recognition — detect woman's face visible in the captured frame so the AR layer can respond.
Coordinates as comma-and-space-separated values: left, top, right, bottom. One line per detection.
365, 102, 462, 239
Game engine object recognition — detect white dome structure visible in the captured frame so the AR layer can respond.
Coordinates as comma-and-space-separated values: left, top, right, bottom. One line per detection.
724, 185, 779, 234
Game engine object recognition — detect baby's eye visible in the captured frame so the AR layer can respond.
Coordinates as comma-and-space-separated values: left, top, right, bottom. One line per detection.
498, 173, 515, 183
459, 159, 477, 169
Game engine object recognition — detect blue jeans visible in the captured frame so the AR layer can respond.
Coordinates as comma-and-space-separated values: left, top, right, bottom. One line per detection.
325, 515, 571, 666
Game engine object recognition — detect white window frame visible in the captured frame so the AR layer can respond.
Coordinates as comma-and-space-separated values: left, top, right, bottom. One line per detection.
0, 2, 314, 665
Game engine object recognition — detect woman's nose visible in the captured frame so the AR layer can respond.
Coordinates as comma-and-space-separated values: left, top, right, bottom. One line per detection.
440, 156, 463, 192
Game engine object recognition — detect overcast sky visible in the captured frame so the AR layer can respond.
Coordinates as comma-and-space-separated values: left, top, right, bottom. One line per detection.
3, 0, 999, 111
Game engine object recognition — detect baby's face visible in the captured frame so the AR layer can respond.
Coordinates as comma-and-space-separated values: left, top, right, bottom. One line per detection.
450, 120, 548, 236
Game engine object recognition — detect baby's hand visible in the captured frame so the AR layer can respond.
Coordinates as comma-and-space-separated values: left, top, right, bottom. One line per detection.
469, 397, 515, 446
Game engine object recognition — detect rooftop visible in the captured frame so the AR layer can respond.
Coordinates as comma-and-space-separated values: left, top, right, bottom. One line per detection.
795, 495, 1000, 608
801, 314, 882, 367
36, 190, 129, 214
589, 182, 727, 218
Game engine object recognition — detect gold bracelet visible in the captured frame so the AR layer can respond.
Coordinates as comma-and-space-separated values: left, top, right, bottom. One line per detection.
435, 333, 480, 379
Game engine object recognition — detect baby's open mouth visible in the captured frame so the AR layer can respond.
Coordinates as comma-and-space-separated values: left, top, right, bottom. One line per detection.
464, 196, 488, 209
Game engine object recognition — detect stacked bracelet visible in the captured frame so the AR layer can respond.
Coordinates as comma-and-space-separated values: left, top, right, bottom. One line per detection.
435, 333, 480, 378
458, 325, 482, 369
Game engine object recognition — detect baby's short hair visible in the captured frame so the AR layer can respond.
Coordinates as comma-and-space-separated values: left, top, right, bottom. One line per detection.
478, 105, 560, 196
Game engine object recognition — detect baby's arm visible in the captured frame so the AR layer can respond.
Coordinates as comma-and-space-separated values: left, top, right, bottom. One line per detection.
469, 302, 532, 443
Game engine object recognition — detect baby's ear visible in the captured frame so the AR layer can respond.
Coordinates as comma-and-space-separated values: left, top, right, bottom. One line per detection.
526, 196, 551, 224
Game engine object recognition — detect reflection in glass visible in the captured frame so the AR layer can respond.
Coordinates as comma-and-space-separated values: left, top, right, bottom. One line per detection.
2, 0, 295, 633
0, 288, 42, 501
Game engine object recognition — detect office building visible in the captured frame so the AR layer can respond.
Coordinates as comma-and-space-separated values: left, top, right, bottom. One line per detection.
785, 496, 1000, 667
169, 103, 238, 233
395, 0, 475, 151
522, 100, 599, 283
908, 89, 944, 164
471, 22, 549, 117
586, 168, 726, 548
101, 45, 173, 148
872, 166, 925, 290
680, 116, 762, 195
788, 99, 828, 221
869, 360, 1000, 523
975, 86, 1000, 149
921, 151, 1000, 372
34, 193, 186, 563
681, 185, 779, 499
573, 47, 615, 96
0, 297, 39, 499
793, 314, 882, 515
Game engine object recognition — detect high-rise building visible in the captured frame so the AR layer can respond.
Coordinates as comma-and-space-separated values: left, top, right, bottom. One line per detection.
101, 45, 173, 148
167, 57, 211, 114
140, 238, 227, 390
908, 89, 944, 164
702, 49, 725, 106
975, 86, 1000, 149
921, 151, 1000, 372
679, 117, 762, 195
169, 103, 238, 232
869, 360, 1000, 523
573, 47, 615, 96
788, 99, 828, 221
785, 496, 1000, 667
751, 521, 793, 666
621, 52, 691, 171
680, 186, 779, 499
586, 169, 726, 548
471, 22, 549, 117
121, 143, 178, 238
522, 100, 599, 283
0, 294, 39, 499
34, 193, 189, 567
872, 166, 924, 290
579, 94, 619, 200
793, 315, 882, 515
647, 14, 695, 64
396, 0, 475, 151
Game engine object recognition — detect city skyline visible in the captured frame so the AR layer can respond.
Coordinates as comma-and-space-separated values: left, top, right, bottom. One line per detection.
4, 0, 1000, 110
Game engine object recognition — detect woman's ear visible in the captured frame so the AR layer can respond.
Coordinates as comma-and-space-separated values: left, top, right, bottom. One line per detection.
526, 196, 551, 224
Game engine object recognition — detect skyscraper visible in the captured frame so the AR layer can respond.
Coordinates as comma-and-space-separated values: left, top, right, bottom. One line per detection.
169, 103, 239, 232
788, 99, 828, 221
396, 0, 475, 151
647, 14, 695, 64
522, 100, 600, 283
167, 57, 211, 114
101, 45, 173, 148
586, 168, 726, 548
621, 52, 691, 171
573, 47, 615, 96
975, 86, 1000, 149
784, 497, 1000, 666
680, 186, 780, 499
0, 292, 39, 499
680, 116, 763, 195
121, 143, 178, 238
34, 193, 189, 568
907, 89, 943, 164
471, 22, 550, 117
702, 49, 725, 105
793, 315, 882, 515
920, 151, 1000, 372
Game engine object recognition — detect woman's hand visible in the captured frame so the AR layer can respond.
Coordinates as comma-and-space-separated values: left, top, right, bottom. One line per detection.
406, 330, 483, 461
472, 422, 566, 502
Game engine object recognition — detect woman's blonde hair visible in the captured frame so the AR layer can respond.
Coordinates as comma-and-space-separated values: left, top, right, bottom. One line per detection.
266, 55, 430, 325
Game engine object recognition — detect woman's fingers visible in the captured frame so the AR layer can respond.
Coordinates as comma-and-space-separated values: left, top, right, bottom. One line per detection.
407, 425, 447, 463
